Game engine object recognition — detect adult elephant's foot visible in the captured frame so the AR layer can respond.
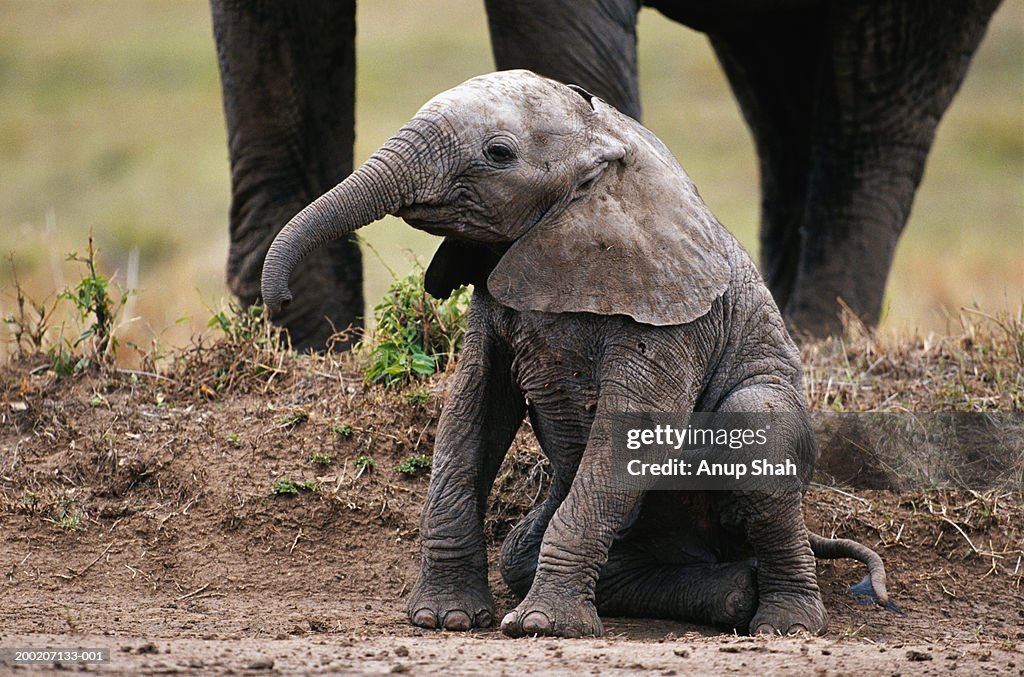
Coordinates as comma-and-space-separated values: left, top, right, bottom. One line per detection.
750, 590, 828, 636
500, 593, 602, 638
406, 576, 495, 631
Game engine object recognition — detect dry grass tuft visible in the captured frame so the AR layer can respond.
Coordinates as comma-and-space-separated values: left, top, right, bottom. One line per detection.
803, 306, 1023, 413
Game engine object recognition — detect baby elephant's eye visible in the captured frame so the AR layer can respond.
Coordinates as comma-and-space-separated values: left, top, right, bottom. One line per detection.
485, 141, 517, 164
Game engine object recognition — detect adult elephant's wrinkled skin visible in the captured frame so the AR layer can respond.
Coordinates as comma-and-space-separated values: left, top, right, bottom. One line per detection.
260, 71, 893, 638
213, 0, 1002, 346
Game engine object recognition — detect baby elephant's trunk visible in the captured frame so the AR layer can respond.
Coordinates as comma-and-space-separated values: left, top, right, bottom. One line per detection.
808, 533, 903, 614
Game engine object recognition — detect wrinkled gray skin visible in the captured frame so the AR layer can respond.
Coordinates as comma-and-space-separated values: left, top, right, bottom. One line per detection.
262, 71, 890, 637
214, 0, 1001, 347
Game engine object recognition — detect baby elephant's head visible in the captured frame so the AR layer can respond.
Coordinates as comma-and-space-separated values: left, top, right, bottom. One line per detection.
262, 70, 731, 327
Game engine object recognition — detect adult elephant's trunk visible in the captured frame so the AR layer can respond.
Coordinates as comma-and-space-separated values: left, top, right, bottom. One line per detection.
261, 118, 447, 312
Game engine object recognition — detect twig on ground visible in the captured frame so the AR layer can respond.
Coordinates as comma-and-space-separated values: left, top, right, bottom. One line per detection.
55, 542, 113, 580
176, 582, 212, 601
810, 483, 873, 506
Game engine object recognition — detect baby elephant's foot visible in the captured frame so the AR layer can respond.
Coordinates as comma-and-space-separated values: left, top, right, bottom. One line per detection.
750, 591, 828, 636
407, 577, 495, 631
501, 593, 602, 638
707, 562, 758, 630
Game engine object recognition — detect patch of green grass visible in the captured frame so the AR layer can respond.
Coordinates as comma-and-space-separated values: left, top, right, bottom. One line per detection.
310, 451, 334, 467
207, 302, 282, 349
396, 454, 432, 477
332, 423, 354, 438
353, 455, 375, 475
362, 267, 470, 388
277, 409, 310, 429
405, 388, 430, 406
46, 506, 84, 531
271, 478, 318, 496
17, 235, 132, 375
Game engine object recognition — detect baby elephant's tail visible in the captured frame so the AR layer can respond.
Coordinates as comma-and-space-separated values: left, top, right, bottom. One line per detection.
809, 533, 905, 615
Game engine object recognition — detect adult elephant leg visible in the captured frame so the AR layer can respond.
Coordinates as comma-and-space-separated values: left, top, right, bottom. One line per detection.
408, 296, 526, 631
210, 0, 361, 350
484, 0, 643, 119
706, 9, 827, 318
784, 0, 1002, 335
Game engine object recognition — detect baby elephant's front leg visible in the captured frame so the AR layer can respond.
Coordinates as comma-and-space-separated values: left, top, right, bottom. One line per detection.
408, 332, 525, 631
501, 418, 641, 638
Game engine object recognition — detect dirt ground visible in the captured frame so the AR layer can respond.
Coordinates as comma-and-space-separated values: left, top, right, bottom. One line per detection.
1, 325, 1022, 675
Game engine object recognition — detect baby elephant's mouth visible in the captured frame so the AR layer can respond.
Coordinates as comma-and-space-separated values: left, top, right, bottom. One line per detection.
397, 205, 514, 244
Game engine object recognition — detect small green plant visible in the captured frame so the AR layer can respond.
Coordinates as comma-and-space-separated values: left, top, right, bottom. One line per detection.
272, 478, 298, 495
332, 423, 354, 438
353, 455, 375, 476
362, 267, 470, 388
271, 478, 318, 495
277, 409, 310, 429
48, 345, 89, 377
59, 235, 128, 360
405, 388, 430, 406
46, 506, 84, 531
310, 451, 334, 466
838, 625, 864, 639
208, 301, 283, 348
226, 433, 242, 448
396, 454, 432, 477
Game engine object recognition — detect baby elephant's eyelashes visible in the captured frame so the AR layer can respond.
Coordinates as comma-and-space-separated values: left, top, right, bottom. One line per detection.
485, 141, 517, 163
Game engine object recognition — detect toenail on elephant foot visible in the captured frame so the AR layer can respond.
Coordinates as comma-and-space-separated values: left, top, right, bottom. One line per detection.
722, 589, 755, 627
750, 592, 828, 637
442, 610, 472, 630
520, 611, 551, 634
407, 580, 495, 631
501, 597, 602, 638
754, 622, 810, 636
411, 606, 493, 631
411, 608, 439, 629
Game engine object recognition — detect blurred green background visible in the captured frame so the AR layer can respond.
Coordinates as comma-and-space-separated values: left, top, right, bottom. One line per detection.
1, 1, 1021, 356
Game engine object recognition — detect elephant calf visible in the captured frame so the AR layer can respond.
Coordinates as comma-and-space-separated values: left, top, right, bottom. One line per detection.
261, 70, 890, 637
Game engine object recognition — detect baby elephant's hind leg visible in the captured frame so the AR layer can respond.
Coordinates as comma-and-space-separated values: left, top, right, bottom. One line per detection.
717, 383, 828, 635
595, 550, 758, 631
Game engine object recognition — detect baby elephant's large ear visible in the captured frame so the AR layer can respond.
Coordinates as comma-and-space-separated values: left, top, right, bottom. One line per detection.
487, 100, 732, 326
